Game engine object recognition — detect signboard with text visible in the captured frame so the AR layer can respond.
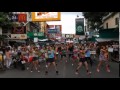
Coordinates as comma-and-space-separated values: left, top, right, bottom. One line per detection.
75, 18, 84, 35
11, 34, 27, 39
12, 26, 26, 34
18, 14, 27, 22
32, 12, 61, 21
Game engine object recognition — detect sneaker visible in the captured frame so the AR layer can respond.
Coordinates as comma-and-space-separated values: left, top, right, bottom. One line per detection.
31, 71, 33, 72
38, 70, 40, 72
75, 72, 79, 75
87, 71, 92, 75
45, 65, 48, 68
97, 69, 100, 72
27, 67, 29, 70
45, 71, 48, 75
106, 69, 110, 72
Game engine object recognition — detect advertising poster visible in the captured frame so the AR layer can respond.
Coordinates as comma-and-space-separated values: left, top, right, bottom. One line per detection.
75, 18, 84, 35
12, 26, 26, 34
31, 12, 61, 21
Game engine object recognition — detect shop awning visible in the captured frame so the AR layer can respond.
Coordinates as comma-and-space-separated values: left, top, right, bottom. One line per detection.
99, 28, 119, 38
97, 28, 119, 42
96, 38, 119, 42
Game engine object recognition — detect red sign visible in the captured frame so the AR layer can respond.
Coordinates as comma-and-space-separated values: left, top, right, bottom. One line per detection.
18, 14, 27, 22
12, 27, 26, 34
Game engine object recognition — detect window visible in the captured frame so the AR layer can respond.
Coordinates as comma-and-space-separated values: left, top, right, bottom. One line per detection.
106, 23, 108, 29
115, 17, 119, 25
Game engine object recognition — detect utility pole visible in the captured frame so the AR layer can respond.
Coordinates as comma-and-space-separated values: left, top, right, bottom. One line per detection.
119, 12, 120, 62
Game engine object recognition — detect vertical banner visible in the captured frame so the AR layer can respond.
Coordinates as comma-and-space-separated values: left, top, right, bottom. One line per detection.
75, 18, 84, 35
40, 22, 45, 33
0, 27, 2, 35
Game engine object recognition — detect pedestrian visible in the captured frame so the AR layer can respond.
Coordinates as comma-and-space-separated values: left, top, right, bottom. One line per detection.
61, 46, 67, 62
68, 44, 74, 62
5, 47, 12, 69
75, 46, 91, 75
45, 46, 59, 75
85, 45, 93, 67
96, 46, 110, 72
30, 47, 40, 72
71, 46, 79, 66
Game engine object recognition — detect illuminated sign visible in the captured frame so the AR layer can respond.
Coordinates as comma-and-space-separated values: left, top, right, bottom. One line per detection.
32, 12, 61, 21
18, 14, 27, 22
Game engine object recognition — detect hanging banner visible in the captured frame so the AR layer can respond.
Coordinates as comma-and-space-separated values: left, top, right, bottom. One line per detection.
75, 18, 84, 35
18, 14, 27, 22
40, 22, 46, 33
31, 12, 61, 21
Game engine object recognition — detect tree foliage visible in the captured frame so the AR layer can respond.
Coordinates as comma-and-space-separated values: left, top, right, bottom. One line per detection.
82, 12, 110, 29
0, 12, 13, 28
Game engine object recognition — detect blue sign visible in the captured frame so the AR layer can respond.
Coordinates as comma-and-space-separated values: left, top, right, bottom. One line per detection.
48, 29, 57, 33
9, 14, 18, 22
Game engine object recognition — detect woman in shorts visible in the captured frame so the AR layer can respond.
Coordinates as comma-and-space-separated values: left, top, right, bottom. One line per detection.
75, 46, 91, 75
61, 46, 67, 62
96, 46, 110, 72
45, 46, 58, 75
30, 47, 40, 72
71, 46, 79, 66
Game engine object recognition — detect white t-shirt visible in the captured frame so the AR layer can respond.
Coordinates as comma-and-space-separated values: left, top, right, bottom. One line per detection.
18, 46, 21, 51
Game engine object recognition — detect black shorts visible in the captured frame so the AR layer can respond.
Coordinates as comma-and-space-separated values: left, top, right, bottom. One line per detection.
69, 52, 73, 57
79, 58, 86, 62
47, 58, 55, 63
61, 54, 66, 58
33, 57, 39, 61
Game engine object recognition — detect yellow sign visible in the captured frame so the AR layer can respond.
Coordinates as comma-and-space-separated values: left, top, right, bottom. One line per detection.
32, 12, 61, 21
0, 54, 2, 61
11, 34, 27, 39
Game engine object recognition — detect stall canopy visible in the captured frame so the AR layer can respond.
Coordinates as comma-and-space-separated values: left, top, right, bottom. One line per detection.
96, 38, 119, 42
99, 28, 119, 38
96, 28, 119, 42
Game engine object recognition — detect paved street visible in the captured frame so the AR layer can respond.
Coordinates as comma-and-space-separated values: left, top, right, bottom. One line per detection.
0, 59, 119, 78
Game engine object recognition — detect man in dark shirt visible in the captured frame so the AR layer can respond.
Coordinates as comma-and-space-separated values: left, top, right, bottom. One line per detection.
68, 44, 74, 61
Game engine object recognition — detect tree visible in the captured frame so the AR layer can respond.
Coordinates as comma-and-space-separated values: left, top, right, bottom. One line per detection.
0, 12, 13, 46
0, 12, 13, 28
82, 12, 110, 29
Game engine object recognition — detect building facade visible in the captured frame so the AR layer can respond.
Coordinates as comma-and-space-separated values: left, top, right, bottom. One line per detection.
102, 12, 119, 29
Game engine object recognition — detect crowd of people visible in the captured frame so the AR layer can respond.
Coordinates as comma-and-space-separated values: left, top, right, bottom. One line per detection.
0, 41, 119, 75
